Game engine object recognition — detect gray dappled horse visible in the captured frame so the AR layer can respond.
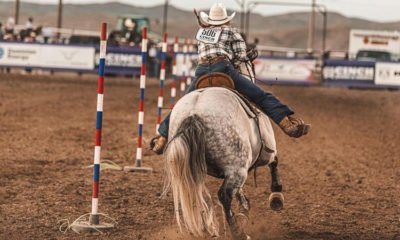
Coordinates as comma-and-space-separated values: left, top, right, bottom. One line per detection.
162, 52, 284, 240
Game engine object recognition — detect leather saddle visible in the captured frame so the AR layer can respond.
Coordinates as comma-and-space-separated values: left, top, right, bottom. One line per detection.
196, 73, 235, 90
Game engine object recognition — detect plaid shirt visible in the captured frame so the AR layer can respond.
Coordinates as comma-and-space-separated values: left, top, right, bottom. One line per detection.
197, 26, 247, 67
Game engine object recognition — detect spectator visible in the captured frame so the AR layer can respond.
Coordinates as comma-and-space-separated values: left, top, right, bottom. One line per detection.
26, 17, 34, 32
107, 32, 120, 47
20, 17, 35, 41
0, 22, 4, 40
148, 43, 159, 77
41, 27, 54, 43
253, 37, 259, 47
5, 17, 15, 35
4, 17, 15, 41
165, 44, 174, 77
305, 48, 314, 59
123, 18, 141, 47
323, 50, 330, 59
24, 31, 36, 43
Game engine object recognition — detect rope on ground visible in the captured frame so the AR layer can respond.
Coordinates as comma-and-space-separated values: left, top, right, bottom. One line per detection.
83, 159, 123, 171
58, 212, 117, 234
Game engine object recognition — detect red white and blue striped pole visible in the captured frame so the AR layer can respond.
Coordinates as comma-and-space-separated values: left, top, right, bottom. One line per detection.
170, 37, 178, 108
136, 27, 147, 167
180, 38, 188, 93
90, 22, 107, 224
186, 40, 195, 86
156, 33, 167, 134
125, 27, 152, 173
70, 23, 114, 233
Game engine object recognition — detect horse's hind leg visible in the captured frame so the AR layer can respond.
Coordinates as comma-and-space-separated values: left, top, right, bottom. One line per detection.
218, 172, 250, 240
268, 156, 284, 211
236, 188, 250, 217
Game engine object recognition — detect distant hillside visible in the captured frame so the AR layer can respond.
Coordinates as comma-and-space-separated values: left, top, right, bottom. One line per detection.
1, 1, 400, 50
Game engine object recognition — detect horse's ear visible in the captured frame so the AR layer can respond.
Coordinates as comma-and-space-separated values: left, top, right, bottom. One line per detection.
247, 47, 258, 61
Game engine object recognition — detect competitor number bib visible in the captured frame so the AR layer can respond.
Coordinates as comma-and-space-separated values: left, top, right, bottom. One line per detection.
196, 28, 222, 44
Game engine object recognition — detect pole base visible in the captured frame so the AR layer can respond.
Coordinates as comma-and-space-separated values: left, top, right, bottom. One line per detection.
124, 166, 153, 173
70, 214, 114, 233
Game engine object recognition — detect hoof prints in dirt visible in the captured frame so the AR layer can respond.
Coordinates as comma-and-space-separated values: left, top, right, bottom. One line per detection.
1, 74, 399, 239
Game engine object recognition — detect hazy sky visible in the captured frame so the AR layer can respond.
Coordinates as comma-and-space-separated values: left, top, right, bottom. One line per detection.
1, 0, 399, 22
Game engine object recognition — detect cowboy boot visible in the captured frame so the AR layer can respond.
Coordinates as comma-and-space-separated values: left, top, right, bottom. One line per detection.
150, 135, 167, 155
279, 115, 311, 138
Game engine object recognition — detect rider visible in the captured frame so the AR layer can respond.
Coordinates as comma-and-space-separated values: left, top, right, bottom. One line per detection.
151, 3, 311, 154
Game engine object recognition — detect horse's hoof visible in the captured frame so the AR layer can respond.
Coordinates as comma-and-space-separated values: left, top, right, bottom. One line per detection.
232, 224, 251, 240
239, 208, 250, 219
269, 192, 284, 211
233, 233, 251, 240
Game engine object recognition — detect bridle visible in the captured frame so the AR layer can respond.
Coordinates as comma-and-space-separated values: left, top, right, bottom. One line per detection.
237, 46, 258, 83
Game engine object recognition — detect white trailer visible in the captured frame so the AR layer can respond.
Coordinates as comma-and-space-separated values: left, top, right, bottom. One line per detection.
349, 29, 400, 61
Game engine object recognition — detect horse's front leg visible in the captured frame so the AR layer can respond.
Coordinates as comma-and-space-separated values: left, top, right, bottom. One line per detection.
268, 156, 284, 211
219, 174, 250, 240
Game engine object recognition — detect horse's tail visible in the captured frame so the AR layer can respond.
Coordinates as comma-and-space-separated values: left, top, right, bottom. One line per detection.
163, 114, 219, 237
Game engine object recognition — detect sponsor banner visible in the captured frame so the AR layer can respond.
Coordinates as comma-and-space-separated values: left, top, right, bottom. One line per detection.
95, 47, 142, 68
0, 42, 41, 67
253, 57, 317, 82
323, 60, 375, 81
41, 45, 94, 70
375, 62, 400, 86
0, 42, 94, 70
94, 46, 142, 75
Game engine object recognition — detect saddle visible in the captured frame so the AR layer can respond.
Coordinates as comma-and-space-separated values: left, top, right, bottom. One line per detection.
196, 73, 235, 90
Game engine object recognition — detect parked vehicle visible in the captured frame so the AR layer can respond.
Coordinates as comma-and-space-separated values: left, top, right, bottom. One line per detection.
349, 29, 400, 61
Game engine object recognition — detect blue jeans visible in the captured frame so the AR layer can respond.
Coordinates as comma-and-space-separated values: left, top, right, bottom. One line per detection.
158, 60, 294, 137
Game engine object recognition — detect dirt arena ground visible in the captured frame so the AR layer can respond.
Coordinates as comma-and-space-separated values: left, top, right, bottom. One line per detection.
0, 72, 399, 240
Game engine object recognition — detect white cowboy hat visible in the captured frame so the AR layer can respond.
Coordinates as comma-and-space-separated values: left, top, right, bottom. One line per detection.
124, 18, 134, 28
199, 3, 236, 26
